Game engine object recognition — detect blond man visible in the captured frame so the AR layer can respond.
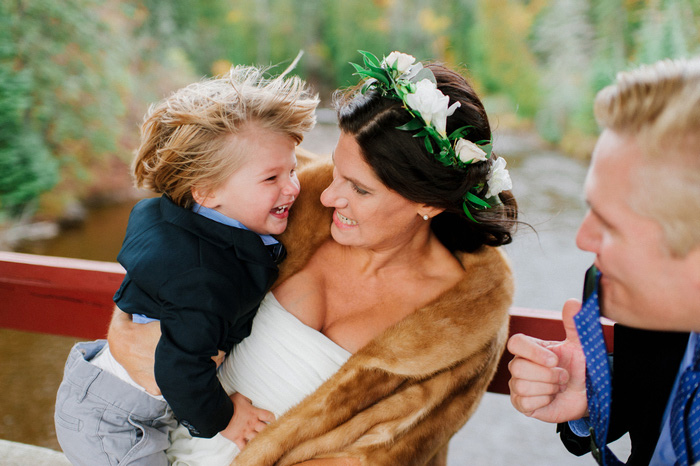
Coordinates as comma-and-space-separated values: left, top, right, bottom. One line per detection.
508, 57, 700, 465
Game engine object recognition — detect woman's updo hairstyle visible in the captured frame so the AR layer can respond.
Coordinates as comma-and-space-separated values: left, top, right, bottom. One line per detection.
333, 63, 517, 253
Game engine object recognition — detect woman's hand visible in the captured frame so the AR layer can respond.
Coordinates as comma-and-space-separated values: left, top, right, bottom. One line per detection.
220, 392, 275, 450
107, 306, 162, 395
212, 349, 226, 368
107, 307, 228, 395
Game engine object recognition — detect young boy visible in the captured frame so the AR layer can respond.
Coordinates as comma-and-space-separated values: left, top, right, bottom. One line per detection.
54, 65, 319, 465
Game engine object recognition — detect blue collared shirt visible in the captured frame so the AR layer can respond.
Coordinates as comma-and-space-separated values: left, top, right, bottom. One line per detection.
649, 332, 699, 465
132, 203, 279, 324
192, 203, 279, 246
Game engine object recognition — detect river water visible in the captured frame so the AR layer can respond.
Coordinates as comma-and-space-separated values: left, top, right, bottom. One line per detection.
4, 119, 605, 463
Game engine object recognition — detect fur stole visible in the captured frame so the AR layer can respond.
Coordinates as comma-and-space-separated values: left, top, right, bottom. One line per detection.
233, 152, 513, 466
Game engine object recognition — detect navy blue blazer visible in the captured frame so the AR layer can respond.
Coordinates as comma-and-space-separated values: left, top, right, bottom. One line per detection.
113, 195, 279, 438
558, 325, 689, 464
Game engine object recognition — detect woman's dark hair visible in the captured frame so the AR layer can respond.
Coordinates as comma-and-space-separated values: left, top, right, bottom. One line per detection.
333, 63, 518, 253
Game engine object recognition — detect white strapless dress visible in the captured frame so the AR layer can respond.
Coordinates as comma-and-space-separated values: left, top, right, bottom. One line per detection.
167, 292, 351, 466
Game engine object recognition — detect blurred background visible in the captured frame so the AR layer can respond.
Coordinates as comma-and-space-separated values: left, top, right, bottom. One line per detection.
2, 0, 699, 235
1, 0, 699, 463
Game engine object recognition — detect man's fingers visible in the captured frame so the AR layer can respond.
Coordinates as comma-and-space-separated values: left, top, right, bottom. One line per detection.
509, 374, 566, 398
508, 356, 568, 385
508, 333, 558, 367
507, 333, 558, 367
510, 393, 555, 416
561, 298, 583, 344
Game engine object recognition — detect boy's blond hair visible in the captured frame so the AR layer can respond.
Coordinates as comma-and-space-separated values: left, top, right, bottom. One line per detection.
594, 57, 700, 256
133, 65, 319, 208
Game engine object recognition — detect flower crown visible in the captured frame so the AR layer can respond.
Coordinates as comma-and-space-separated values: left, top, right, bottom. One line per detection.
350, 50, 512, 222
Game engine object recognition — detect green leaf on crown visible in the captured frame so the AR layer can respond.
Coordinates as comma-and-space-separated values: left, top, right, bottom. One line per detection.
350, 63, 391, 86
448, 125, 473, 140
396, 119, 424, 131
424, 136, 434, 154
358, 50, 382, 69
462, 202, 477, 222
466, 191, 492, 209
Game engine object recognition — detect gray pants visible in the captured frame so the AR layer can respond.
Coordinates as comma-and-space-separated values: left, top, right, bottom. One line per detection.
55, 340, 177, 466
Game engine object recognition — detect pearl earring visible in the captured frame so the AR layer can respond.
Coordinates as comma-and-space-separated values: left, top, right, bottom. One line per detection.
422, 214, 429, 221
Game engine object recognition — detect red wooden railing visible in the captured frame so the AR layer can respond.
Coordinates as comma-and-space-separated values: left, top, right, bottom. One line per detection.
0, 251, 614, 394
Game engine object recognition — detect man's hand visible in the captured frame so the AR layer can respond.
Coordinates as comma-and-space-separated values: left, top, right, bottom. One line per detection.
507, 299, 589, 423
220, 392, 275, 451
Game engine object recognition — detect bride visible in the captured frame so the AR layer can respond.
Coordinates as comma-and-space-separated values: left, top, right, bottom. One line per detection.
110, 51, 518, 466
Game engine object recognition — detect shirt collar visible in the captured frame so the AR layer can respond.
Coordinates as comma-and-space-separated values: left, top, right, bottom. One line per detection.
193, 203, 278, 246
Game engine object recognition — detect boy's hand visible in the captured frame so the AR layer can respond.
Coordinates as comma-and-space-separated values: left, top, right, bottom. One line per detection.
220, 392, 275, 450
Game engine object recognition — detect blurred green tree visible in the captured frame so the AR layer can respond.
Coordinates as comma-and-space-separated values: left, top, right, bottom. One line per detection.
531, 0, 595, 143
471, 0, 541, 118
2, 0, 700, 224
0, 13, 57, 218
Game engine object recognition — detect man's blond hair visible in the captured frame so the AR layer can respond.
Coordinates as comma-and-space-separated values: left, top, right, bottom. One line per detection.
594, 57, 700, 256
133, 65, 319, 208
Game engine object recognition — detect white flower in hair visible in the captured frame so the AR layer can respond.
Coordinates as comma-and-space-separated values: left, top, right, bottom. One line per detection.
433, 99, 461, 138
455, 138, 488, 164
385, 51, 416, 73
405, 79, 460, 137
486, 157, 512, 198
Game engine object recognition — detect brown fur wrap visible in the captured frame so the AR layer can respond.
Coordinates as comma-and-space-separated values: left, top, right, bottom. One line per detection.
232, 151, 513, 466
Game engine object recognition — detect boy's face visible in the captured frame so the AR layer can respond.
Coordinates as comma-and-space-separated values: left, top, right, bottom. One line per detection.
197, 125, 300, 236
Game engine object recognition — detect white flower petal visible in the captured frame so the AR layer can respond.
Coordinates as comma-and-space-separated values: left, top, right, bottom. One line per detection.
486, 157, 512, 198
385, 51, 416, 73
446, 101, 461, 117
455, 139, 488, 164
405, 79, 441, 125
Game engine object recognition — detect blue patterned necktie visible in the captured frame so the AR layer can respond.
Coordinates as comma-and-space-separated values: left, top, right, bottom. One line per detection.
573, 270, 624, 465
671, 337, 700, 466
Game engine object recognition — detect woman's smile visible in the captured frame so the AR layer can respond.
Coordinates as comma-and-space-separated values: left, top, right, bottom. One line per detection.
335, 210, 358, 226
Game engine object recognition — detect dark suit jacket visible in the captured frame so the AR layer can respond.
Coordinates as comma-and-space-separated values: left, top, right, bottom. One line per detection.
113, 195, 279, 438
558, 325, 689, 464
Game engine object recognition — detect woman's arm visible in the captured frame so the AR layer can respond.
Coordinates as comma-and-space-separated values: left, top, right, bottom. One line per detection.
107, 306, 227, 396
107, 306, 162, 394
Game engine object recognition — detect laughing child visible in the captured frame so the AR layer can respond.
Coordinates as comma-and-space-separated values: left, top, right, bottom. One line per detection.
55, 64, 318, 466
